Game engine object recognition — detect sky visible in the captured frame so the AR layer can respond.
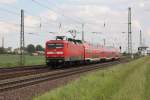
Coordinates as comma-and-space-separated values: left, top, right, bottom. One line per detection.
0, 0, 149, 52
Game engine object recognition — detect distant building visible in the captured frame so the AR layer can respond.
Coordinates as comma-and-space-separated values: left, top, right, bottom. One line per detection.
36, 51, 44, 55
33, 51, 45, 56
14, 48, 21, 54
14, 48, 27, 54
5, 47, 12, 53
0, 47, 4, 54
0, 47, 12, 54
147, 49, 150, 56
138, 45, 149, 56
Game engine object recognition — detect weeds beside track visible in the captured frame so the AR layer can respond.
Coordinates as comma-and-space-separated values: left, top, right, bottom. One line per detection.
0, 57, 132, 92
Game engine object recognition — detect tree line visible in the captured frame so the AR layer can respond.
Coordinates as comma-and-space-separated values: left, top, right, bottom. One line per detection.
26, 44, 45, 54
0, 44, 45, 54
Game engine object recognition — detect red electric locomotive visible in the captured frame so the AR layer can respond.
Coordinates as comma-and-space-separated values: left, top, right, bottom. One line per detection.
45, 36, 84, 67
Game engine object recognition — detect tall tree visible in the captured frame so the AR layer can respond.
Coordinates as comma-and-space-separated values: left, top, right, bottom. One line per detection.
26, 44, 35, 54
35, 45, 44, 51
0, 47, 5, 54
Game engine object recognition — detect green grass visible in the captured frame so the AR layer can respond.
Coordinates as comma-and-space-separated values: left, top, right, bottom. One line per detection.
0, 54, 45, 68
34, 57, 150, 100
144, 59, 150, 100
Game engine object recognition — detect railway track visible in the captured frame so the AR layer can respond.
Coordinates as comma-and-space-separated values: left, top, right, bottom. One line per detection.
0, 65, 46, 73
0, 58, 132, 92
0, 68, 50, 80
0, 65, 49, 80
0, 56, 131, 79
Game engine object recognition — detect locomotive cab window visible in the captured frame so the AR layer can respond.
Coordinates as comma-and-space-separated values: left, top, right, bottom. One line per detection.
47, 43, 64, 49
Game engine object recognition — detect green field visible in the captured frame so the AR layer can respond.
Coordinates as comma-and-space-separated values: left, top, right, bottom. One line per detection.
34, 57, 150, 100
0, 54, 45, 68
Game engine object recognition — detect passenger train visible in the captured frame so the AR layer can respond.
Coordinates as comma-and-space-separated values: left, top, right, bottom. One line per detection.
45, 36, 120, 67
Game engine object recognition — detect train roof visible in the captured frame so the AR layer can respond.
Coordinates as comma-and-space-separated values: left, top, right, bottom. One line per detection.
47, 36, 119, 52
47, 36, 83, 44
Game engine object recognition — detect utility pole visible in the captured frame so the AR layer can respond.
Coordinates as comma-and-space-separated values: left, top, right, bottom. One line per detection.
113, 43, 115, 47
82, 23, 84, 42
128, 7, 133, 56
140, 30, 142, 46
20, 9, 25, 66
59, 22, 62, 34
39, 17, 42, 31
103, 39, 106, 46
2, 37, 4, 49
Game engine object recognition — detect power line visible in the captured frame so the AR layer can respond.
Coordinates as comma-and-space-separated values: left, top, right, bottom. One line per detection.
0, 5, 52, 29
0, 6, 20, 16
45, 0, 83, 22
0, 2, 83, 30
132, 9, 143, 30
0, 6, 44, 30
82, 23, 84, 42
0, 19, 40, 29
0, 4, 42, 19
5, 3, 56, 23
23, 9, 65, 30
32, 0, 81, 24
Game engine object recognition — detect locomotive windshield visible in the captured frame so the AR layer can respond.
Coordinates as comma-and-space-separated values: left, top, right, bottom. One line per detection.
47, 43, 64, 49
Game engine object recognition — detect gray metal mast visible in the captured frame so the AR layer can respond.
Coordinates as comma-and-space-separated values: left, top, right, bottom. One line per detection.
2, 37, 4, 49
82, 23, 84, 42
20, 9, 25, 65
128, 7, 132, 55
140, 30, 142, 46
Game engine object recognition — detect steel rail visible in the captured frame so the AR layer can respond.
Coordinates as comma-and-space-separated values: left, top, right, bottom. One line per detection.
0, 65, 46, 73
0, 60, 128, 92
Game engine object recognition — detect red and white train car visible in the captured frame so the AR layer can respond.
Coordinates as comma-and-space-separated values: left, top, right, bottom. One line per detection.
45, 36, 120, 67
99, 47, 120, 61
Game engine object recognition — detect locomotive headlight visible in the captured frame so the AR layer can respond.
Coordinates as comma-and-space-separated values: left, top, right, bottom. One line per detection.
56, 52, 64, 54
47, 52, 55, 54
47, 51, 63, 54
58, 60, 63, 62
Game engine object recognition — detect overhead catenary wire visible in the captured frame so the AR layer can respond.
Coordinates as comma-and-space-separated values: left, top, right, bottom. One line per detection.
0, 19, 40, 29
132, 9, 143, 29
0, 6, 20, 16
32, 0, 82, 24
0, 4, 57, 29
45, 0, 128, 26
45, 0, 83, 22
0, 7, 43, 30
0, 1, 132, 41
0, 1, 110, 35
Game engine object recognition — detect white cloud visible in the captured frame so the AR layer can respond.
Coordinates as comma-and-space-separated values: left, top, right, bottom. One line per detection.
40, 10, 58, 21
0, 21, 18, 34
132, 19, 142, 29
25, 16, 40, 27
0, 0, 150, 49
0, 0, 17, 4
59, 4, 127, 30
145, 29, 150, 36
23, 15, 43, 34
139, 2, 145, 7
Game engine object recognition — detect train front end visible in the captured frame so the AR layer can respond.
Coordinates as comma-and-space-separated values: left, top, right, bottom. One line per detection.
45, 39, 66, 66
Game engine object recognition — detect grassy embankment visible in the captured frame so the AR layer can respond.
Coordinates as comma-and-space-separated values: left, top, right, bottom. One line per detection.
34, 57, 150, 100
0, 54, 45, 68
